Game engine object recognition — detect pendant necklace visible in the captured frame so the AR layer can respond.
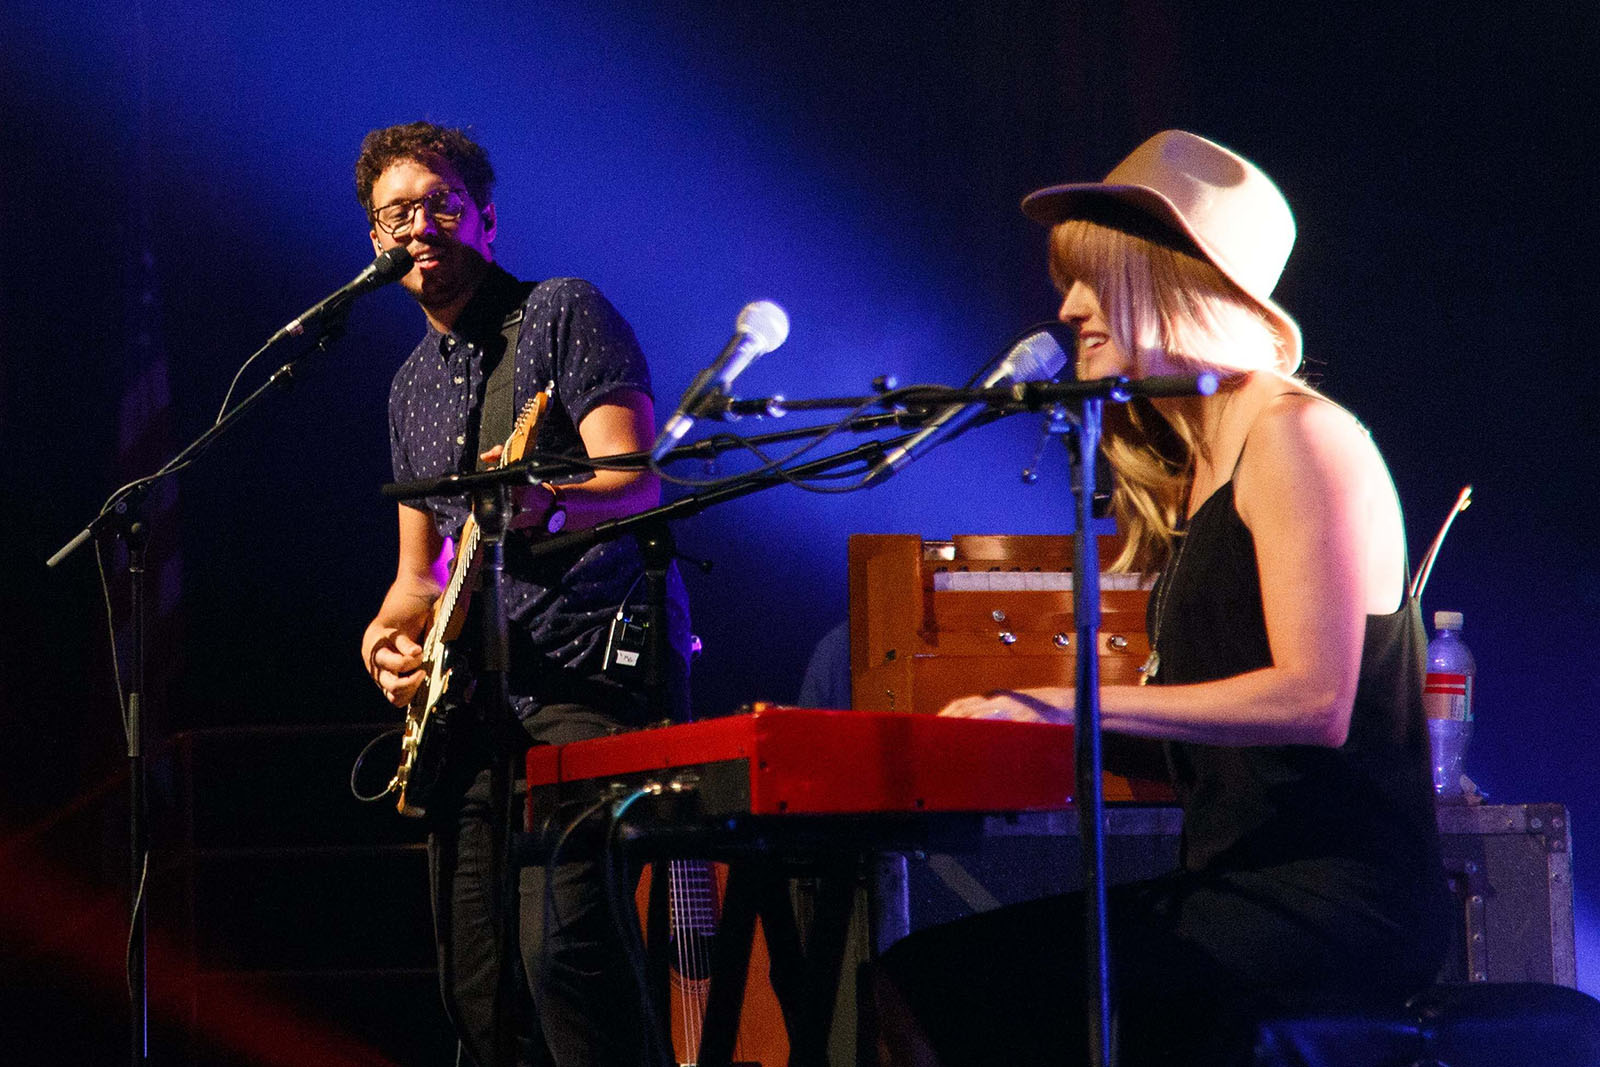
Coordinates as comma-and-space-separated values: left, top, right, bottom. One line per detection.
1142, 395, 1238, 684
1138, 520, 1189, 685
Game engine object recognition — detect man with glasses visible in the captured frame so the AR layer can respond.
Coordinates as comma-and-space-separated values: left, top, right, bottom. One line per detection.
356, 121, 688, 1067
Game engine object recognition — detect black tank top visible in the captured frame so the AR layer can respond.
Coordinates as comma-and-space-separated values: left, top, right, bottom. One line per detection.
1148, 481, 1446, 901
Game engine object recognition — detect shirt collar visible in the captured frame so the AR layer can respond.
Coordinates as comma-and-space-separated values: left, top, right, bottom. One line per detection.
427, 264, 525, 361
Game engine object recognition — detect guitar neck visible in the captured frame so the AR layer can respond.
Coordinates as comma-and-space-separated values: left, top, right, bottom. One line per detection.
421, 387, 549, 656
427, 519, 483, 652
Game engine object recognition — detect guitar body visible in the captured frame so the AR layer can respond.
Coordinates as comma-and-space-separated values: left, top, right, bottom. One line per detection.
637, 860, 789, 1067
391, 391, 550, 818
393, 643, 470, 817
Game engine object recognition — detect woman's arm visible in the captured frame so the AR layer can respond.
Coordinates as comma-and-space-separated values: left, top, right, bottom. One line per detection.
945, 395, 1406, 748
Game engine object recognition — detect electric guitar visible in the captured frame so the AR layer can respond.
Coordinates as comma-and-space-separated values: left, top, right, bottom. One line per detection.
389, 390, 549, 818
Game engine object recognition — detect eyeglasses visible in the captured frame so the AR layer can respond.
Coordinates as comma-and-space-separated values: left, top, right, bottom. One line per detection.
370, 186, 469, 237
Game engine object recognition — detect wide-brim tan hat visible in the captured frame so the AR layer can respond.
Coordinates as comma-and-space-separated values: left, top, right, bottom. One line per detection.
1021, 130, 1302, 372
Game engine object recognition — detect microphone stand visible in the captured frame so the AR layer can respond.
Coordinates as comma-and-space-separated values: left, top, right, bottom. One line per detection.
1068, 395, 1114, 1067
48, 313, 353, 568
1017, 379, 1214, 1067
390, 407, 923, 502
468, 473, 526, 1067
45, 316, 354, 1067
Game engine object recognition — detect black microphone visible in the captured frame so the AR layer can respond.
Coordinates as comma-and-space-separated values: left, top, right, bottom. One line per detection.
269, 246, 414, 346
652, 300, 790, 461
863, 323, 1071, 486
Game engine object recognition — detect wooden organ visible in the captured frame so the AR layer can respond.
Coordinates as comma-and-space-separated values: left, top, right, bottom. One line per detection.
848, 532, 1169, 802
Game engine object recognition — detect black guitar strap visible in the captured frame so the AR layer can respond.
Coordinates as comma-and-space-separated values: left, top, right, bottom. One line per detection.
475, 283, 536, 469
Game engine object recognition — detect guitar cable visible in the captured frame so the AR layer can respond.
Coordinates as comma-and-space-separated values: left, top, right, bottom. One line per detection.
535, 792, 612, 988
604, 786, 676, 1067
348, 726, 405, 802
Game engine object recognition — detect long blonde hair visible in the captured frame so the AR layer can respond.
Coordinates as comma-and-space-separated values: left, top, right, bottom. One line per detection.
1048, 217, 1297, 572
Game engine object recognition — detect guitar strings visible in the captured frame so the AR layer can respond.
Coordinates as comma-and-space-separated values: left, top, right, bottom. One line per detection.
673, 859, 703, 1061
669, 860, 688, 1059
671, 859, 751, 1064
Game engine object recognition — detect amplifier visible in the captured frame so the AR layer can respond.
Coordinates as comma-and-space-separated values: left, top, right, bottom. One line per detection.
1437, 802, 1577, 986
881, 802, 1579, 989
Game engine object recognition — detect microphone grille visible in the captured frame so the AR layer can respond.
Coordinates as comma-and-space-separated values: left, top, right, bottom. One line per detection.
994, 328, 1069, 385
375, 246, 414, 280
735, 300, 790, 352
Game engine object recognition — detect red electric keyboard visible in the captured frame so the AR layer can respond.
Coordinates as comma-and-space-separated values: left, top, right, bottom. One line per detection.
524, 704, 1171, 818
522, 706, 1172, 1067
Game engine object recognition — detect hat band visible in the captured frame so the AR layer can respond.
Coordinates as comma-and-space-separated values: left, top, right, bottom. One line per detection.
1061, 197, 1207, 263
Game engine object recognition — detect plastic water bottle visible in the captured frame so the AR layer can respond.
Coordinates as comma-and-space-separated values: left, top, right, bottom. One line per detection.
1424, 611, 1475, 799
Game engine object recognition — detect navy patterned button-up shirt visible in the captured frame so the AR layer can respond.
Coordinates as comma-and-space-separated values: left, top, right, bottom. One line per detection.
388, 266, 686, 723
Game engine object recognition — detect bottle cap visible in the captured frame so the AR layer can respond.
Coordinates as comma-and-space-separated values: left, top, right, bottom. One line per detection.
1433, 610, 1464, 631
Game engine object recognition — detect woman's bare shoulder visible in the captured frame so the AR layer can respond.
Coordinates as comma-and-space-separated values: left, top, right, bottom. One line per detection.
1235, 388, 1390, 516
1251, 389, 1377, 464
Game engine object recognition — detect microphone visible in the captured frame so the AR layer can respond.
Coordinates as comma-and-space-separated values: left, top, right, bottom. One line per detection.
863, 323, 1071, 486
269, 246, 415, 345
652, 300, 790, 461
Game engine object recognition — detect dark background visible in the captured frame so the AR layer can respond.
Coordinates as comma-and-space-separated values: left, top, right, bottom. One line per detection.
3, 0, 1595, 1060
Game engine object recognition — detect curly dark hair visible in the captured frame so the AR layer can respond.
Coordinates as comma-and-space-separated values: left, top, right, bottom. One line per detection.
354, 121, 495, 215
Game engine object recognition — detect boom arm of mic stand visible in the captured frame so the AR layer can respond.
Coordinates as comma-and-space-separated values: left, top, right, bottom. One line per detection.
546, 437, 894, 557
447, 436, 897, 566
48, 331, 344, 569
379, 372, 1221, 505
649, 408, 914, 463
382, 411, 916, 501
897, 373, 1217, 411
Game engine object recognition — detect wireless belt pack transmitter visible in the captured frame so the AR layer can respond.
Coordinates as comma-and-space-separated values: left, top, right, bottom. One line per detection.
603, 609, 649, 672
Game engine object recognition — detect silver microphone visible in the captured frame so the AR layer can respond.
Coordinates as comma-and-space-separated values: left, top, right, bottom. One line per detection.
653, 300, 790, 461
864, 325, 1070, 486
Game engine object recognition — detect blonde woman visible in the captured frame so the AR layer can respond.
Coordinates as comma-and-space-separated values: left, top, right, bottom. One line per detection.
876, 131, 1452, 1066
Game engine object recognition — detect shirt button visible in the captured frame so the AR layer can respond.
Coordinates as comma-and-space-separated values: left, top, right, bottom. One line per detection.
456, 434, 466, 445
453, 376, 465, 385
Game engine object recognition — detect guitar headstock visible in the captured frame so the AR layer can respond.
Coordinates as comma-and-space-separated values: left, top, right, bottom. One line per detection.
502, 384, 553, 467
